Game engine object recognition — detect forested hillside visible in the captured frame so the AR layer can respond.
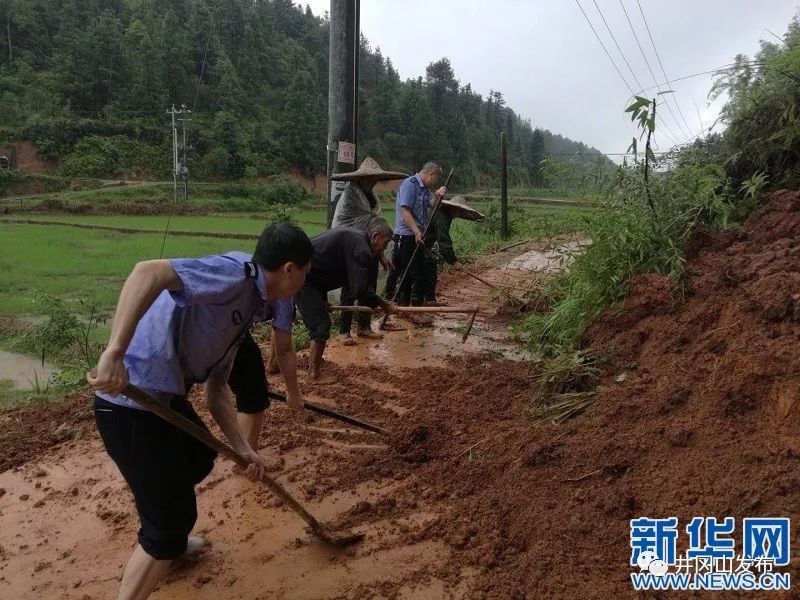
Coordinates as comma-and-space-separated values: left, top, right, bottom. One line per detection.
0, 0, 603, 186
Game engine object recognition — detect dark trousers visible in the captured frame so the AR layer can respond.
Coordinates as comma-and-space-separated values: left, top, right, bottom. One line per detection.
389, 234, 426, 306
228, 331, 269, 414
94, 395, 217, 560
422, 255, 438, 303
339, 256, 379, 334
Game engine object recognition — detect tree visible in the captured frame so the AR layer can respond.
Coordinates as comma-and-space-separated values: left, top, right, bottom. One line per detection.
529, 129, 545, 186
59, 9, 127, 116
0, 0, 605, 182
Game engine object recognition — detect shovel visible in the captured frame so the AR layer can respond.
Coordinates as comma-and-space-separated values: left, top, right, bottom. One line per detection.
118, 382, 364, 546
267, 390, 388, 436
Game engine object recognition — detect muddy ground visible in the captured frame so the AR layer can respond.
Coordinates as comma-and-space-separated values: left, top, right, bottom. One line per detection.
2, 189, 800, 600
0, 237, 566, 599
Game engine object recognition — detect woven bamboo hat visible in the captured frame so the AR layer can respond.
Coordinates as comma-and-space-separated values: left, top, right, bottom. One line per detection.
330, 157, 407, 182
442, 195, 485, 221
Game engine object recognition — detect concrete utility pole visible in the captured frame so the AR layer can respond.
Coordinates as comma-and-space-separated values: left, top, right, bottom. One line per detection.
326, 0, 360, 228
167, 104, 191, 202
500, 131, 509, 239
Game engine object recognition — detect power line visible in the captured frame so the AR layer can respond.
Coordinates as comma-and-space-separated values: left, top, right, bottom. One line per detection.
636, 0, 697, 140
575, 0, 636, 96
689, 90, 704, 135
587, 0, 679, 149
591, 0, 644, 91
192, 12, 214, 113
618, 0, 693, 141
631, 59, 767, 96
575, 0, 672, 149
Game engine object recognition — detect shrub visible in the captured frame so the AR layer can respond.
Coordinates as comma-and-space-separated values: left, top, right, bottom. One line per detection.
514, 161, 729, 354
200, 147, 231, 179
0, 168, 25, 194
261, 175, 310, 205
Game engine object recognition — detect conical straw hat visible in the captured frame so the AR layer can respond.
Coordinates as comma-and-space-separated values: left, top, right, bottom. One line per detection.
330, 157, 407, 182
442, 195, 485, 221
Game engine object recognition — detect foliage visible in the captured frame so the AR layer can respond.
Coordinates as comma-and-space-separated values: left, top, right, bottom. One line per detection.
709, 14, 800, 187
476, 201, 525, 238
0, 167, 24, 194
0, 292, 105, 406
514, 156, 729, 355
261, 175, 310, 205
0, 0, 601, 183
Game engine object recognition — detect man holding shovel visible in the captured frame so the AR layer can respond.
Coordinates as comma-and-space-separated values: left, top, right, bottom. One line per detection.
295, 217, 398, 384
86, 222, 312, 600
387, 161, 447, 306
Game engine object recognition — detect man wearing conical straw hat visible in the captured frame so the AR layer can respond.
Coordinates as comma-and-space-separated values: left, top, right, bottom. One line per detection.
330, 157, 407, 345
420, 195, 485, 305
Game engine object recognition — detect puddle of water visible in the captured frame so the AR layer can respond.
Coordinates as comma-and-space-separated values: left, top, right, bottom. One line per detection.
0, 350, 59, 389
327, 315, 528, 372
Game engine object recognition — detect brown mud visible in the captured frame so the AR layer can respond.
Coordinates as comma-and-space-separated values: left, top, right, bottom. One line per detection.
3, 194, 800, 598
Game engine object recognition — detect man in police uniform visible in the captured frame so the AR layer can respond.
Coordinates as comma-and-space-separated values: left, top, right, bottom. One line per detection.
390, 161, 447, 305
87, 222, 312, 600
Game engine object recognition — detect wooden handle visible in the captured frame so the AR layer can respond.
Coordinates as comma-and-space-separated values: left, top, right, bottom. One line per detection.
329, 305, 375, 312
396, 306, 477, 314
462, 269, 496, 289
267, 391, 388, 436
121, 383, 323, 530
462, 309, 478, 342
330, 305, 478, 314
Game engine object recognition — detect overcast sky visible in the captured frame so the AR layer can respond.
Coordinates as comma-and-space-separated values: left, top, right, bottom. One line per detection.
300, 0, 799, 155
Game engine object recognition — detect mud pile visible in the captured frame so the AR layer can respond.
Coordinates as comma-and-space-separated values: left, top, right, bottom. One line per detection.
0, 390, 93, 472
302, 190, 800, 598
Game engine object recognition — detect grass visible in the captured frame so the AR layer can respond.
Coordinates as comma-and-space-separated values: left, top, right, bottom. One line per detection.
1, 212, 327, 235
0, 378, 35, 408
0, 201, 590, 317
0, 180, 324, 213
0, 223, 290, 316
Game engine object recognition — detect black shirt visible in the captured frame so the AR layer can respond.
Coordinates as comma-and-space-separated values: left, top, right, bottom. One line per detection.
306, 227, 382, 308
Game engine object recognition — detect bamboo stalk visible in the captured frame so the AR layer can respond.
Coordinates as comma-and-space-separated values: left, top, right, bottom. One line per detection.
426, 245, 496, 290
462, 269, 496, 289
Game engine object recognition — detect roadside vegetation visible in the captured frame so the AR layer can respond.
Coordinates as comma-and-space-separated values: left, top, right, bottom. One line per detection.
517, 16, 800, 422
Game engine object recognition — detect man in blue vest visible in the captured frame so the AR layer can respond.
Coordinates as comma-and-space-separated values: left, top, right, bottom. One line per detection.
388, 162, 447, 305
87, 222, 312, 600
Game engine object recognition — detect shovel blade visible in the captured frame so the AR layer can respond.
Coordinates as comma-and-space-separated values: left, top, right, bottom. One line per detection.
310, 525, 365, 546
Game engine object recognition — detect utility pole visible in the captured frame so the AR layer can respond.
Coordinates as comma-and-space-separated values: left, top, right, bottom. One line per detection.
352, 0, 360, 166
326, 0, 359, 228
500, 131, 509, 239
167, 104, 191, 202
